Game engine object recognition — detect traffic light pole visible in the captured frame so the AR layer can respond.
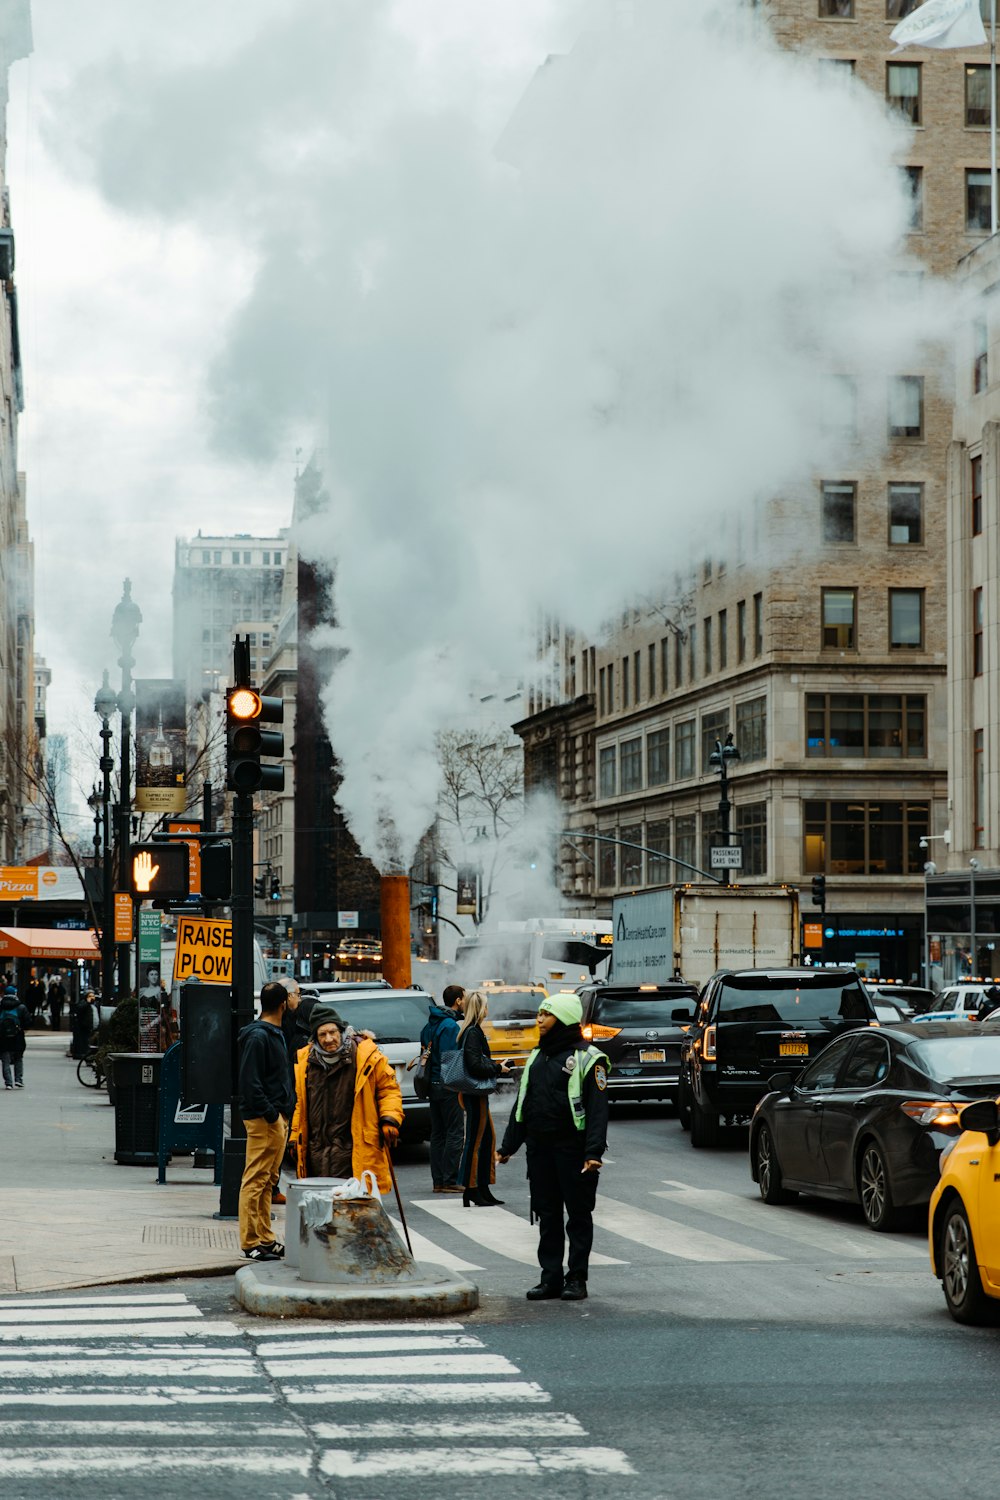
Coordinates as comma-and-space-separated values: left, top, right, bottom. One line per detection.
219, 788, 255, 1216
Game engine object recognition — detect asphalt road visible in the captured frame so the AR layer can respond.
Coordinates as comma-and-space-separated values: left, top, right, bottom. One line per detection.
3, 1097, 997, 1500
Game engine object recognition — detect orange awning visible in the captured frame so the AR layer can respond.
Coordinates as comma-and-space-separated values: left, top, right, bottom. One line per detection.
0, 927, 100, 960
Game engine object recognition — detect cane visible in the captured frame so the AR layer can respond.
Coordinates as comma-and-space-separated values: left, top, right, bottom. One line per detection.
383, 1133, 414, 1257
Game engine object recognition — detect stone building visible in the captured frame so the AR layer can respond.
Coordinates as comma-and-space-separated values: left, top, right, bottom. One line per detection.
515, 1, 996, 981
172, 531, 289, 707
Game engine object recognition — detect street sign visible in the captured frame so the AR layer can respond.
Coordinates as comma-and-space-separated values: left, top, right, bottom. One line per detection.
338, 911, 359, 929
710, 846, 743, 870
168, 822, 202, 895
803, 922, 824, 949
113, 893, 133, 943
174, 916, 233, 984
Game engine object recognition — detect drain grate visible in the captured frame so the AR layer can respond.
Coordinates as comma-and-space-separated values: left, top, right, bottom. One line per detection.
142, 1225, 241, 1250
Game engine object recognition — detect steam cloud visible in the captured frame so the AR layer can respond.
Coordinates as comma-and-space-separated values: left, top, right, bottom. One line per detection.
52, 0, 954, 870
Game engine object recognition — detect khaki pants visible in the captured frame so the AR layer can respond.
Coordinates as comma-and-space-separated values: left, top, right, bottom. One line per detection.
239, 1116, 288, 1250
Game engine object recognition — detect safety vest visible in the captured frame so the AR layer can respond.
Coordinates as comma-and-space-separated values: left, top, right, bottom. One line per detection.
514, 1044, 610, 1132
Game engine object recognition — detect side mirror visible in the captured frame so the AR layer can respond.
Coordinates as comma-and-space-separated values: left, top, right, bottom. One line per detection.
671, 1005, 695, 1023
767, 1071, 796, 1094
959, 1099, 1000, 1143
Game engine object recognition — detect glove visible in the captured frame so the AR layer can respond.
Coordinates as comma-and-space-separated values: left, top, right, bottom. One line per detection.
380, 1121, 400, 1148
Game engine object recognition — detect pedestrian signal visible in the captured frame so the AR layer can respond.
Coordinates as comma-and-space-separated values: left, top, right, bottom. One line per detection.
129, 843, 189, 901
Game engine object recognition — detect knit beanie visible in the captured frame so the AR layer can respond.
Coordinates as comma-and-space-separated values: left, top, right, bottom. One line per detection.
539, 992, 583, 1027
310, 1001, 346, 1035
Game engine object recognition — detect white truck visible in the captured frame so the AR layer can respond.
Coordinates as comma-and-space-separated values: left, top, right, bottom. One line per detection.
612, 885, 801, 992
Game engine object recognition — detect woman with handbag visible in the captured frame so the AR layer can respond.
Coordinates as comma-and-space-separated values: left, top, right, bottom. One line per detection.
454, 991, 511, 1207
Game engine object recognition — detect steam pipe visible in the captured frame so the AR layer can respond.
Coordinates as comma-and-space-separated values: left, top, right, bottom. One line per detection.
381, 874, 412, 988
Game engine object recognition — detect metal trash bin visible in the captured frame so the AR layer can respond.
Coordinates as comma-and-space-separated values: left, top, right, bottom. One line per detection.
110, 1053, 162, 1165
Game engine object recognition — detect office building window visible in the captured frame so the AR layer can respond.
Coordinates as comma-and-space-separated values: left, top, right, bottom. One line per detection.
599, 745, 616, 798
822, 588, 857, 649
622, 657, 630, 710
620, 824, 643, 886
660, 637, 669, 694
607, 662, 615, 711
753, 593, 764, 655
620, 737, 643, 794
201, 549, 210, 563
888, 375, 924, 438
214, 550, 222, 564
701, 709, 730, 774
888, 482, 922, 544
718, 610, 728, 670
598, 667, 606, 717
736, 697, 767, 762
966, 63, 994, 128
974, 729, 985, 848
703, 616, 712, 675
737, 802, 768, 878
647, 728, 670, 787
634, 650, 641, 703
737, 600, 747, 663
688, 623, 697, 683
889, 588, 924, 649
972, 453, 983, 534
243, 551, 252, 563
262, 551, 270, 564
974, 587, 984, 676
902, 166, 923, 230
231, 551, 240, 564
974, 317, 989, 393
648, 643, 656, 698
819, 0, 853, 14
598, 835, 617, 889
806, 692, 926, 759
675, 632, 683, 688
803, 800, 929, 875
274, 552, 282, 566
886, 0, 918, 16
675, 815, 697, 874
886, 62, 921, 125
821, 481, 857, 543
968, 169, 994, 232
676, 719, 696, 779
646, 821, 671, 885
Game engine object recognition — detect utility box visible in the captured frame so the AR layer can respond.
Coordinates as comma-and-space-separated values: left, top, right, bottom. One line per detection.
179, 983, 233, 1106
110, 1052, 162, 1165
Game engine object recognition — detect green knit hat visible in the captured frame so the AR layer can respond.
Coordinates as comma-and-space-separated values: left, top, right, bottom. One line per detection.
539, 992, 583, 1027
311, 1002, 346, 1036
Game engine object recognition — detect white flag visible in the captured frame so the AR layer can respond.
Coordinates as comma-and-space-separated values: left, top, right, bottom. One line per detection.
890, 0, 987, 54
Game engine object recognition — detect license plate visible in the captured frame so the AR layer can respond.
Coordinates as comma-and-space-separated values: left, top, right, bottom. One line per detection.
779, 1042, 809, 1057
639, 1048, 666, 1063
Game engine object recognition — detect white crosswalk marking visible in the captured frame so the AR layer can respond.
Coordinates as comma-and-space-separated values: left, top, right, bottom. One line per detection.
413, 1195, 628, 1265
386, 1213, 484, 1271
320, 1445, 635, 1479
594, 1195, 782, 1263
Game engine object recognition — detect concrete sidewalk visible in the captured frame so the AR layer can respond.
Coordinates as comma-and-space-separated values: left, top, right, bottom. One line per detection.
0, 1030, 276, 1294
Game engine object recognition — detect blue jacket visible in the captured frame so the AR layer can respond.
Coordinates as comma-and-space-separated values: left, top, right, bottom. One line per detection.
420, 1004, 460, 1084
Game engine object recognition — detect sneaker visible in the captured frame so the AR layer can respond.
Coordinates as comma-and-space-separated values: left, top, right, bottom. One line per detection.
3, 1084, 11, 1090
13, 1082, 23, 1089
436, 1184, 464, 1194
243, 1244, 283, 1262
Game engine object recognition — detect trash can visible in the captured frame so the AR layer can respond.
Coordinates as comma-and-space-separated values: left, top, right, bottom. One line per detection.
110, 1053, 162, 1165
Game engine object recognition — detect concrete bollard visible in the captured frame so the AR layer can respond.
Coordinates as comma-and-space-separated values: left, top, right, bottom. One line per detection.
298, 1190, 417, 1285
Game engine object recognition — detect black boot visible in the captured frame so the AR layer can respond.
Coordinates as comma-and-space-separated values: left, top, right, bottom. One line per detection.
475, 1189, 505, 1206
526, 1281, 563, 1301
561, 1276, 587, 1301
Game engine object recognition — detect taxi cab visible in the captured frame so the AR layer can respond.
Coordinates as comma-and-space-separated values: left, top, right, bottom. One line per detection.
929, 1074, 1000, 1323
478, 982, 546, 1070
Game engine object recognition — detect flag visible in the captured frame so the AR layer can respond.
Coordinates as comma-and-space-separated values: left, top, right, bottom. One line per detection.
890, 0, 988, 54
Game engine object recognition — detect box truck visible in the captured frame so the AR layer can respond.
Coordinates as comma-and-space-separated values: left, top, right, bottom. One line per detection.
612, 885, 801, 992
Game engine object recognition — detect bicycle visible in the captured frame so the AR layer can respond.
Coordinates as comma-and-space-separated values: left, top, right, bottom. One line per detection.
77, 1046, 105, 1090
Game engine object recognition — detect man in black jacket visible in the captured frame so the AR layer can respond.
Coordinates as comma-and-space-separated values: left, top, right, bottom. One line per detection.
498, 992, 610, 1302
237, 982, 295, 1260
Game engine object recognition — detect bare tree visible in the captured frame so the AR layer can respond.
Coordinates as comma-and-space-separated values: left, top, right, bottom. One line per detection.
437, 727, 525, 927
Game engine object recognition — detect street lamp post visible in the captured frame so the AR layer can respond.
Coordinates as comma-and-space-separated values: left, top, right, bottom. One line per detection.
94, 670, 117, 1002
110, 580, 142, 998
708, 733, 741, 887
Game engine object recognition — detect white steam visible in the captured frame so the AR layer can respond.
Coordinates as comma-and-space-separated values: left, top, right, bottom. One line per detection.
54, 0, 955, 870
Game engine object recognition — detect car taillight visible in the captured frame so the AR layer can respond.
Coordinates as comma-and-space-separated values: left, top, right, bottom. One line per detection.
703, 1024, 717, 1062
900, 1101, 963, 1130
585, 1023, 622, 1040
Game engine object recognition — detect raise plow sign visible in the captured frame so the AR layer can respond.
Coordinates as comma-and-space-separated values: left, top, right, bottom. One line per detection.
174, 917, 233, 984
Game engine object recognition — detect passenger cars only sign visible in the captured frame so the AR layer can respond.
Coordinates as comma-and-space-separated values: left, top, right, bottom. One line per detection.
174, 917, 233, 984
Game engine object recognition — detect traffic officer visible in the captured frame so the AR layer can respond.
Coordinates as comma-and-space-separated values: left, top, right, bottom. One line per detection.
497, 991, 609, 1302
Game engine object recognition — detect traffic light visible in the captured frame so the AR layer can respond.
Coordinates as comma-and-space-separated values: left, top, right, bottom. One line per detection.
226, 687, 285, 794
129, 843, 189, 902
811, 874, 827, 913
270, 873, 281, 901
254, 874, 267, 900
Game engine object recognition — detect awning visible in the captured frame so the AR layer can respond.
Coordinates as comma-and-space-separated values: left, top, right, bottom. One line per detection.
0, 928, 100, 961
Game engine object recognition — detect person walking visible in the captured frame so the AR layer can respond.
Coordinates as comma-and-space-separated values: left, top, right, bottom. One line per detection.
290, 1003, 403, 1187
0, 985, 28, 1089
455, 991, 511, 1206
47, 974, 66, 1032
498, 992, 610, 1303
70, 991, 96, 1060
25, 974, 45, 1028
421, 985, 466, 1195
237, 981, 295, 1262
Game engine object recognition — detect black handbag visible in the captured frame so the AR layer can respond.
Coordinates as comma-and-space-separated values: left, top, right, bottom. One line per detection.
440, 1045, 496, 1095
408, 1045, 432, 1100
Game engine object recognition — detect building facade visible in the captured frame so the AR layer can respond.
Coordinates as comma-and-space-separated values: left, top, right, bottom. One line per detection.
172, 531, 289, 706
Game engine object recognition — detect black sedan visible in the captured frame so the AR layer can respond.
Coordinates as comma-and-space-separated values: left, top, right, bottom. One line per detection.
749, 1022, 1000, 1231
578, 981, 699, 1105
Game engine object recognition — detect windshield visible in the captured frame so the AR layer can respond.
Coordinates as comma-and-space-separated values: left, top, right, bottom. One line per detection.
593, 996, 695, 1026
483, 990, 544, 1022
331, 997, 427, 1044
716, 975, 870, 1024
907, 1035, 1000, 1082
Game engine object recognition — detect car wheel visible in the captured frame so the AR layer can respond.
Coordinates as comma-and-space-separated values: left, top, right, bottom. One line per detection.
690, 1095, 720, 1148
677, 1073, 691, 1132
940, 1200, 995, 1325
858, 1141, 901, 1232
755, 1124, 796, 1206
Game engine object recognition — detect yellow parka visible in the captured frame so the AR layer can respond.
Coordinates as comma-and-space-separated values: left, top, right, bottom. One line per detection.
290, 1035, 404, 1192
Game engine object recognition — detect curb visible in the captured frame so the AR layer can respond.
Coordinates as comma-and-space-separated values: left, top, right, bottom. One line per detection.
234, 1261, 480, 1320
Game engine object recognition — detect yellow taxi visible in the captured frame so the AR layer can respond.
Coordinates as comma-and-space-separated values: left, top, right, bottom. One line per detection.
929, 1095, 1000, 1324
478, 982, 546, 1070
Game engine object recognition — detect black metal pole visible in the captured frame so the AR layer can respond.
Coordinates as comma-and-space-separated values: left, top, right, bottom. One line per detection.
218, 788, 254, 1217
100, 722, 115, 1000
111, 581, 141, 999
719, 759, 731, 889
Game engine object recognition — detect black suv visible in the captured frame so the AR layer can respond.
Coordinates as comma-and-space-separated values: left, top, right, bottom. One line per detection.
578, 981, 699, 1106
681, 967, 876, 1147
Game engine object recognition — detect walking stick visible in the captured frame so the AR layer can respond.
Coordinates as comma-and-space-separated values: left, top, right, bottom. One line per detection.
384, 1140, 414, 1257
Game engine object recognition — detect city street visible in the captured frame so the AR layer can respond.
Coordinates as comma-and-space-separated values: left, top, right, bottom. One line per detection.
3, 1061, 998, 1500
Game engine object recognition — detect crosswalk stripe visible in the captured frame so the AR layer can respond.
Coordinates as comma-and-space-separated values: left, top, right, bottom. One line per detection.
0, 1294, 189, 1310
594, 1196, 782, 1263
251, 1320, 467, 1336
0, 1420, 298, 1438
0, 1358, 259, 1379
656, 1180, 926, 1259
255, 1334, 485, 1357
1, 1450, 311, 1478
413, 1197, 627, 1266
2, 1392, 268, 1407
0, 1303, 199, 1324
286, 1381, 551, 1405
386, 1213, 483, 1271
319, 1445, 635, 1478
0, 1322, 241, 1342
311, 1414, 587, 1441
262, 1353, 519, 1378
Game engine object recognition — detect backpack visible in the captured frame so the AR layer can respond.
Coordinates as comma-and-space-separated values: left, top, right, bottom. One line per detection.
0, 1007, 23, 1047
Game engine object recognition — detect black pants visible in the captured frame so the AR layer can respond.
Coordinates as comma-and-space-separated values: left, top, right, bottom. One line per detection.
428, 1082, 464, 1187
527, 1138, 598, 1287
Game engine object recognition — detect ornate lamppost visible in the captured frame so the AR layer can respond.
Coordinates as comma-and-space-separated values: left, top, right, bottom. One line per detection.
94, 670, 117, 1001
110, 580, 142, 997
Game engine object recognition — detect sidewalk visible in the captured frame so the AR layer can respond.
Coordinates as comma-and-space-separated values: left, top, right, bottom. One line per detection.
0, 1030, 276, 1294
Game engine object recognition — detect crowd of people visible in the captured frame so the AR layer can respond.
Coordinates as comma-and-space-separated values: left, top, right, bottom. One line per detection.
0, 970, 105, 1091
235, 976, 611, 1301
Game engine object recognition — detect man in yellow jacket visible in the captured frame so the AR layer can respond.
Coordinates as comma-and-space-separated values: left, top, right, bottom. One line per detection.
290, 1002, 403, 1192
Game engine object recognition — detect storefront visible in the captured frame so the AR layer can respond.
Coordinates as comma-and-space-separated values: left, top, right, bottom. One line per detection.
802, 913, 924, 982
925, 870, 1000, 990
